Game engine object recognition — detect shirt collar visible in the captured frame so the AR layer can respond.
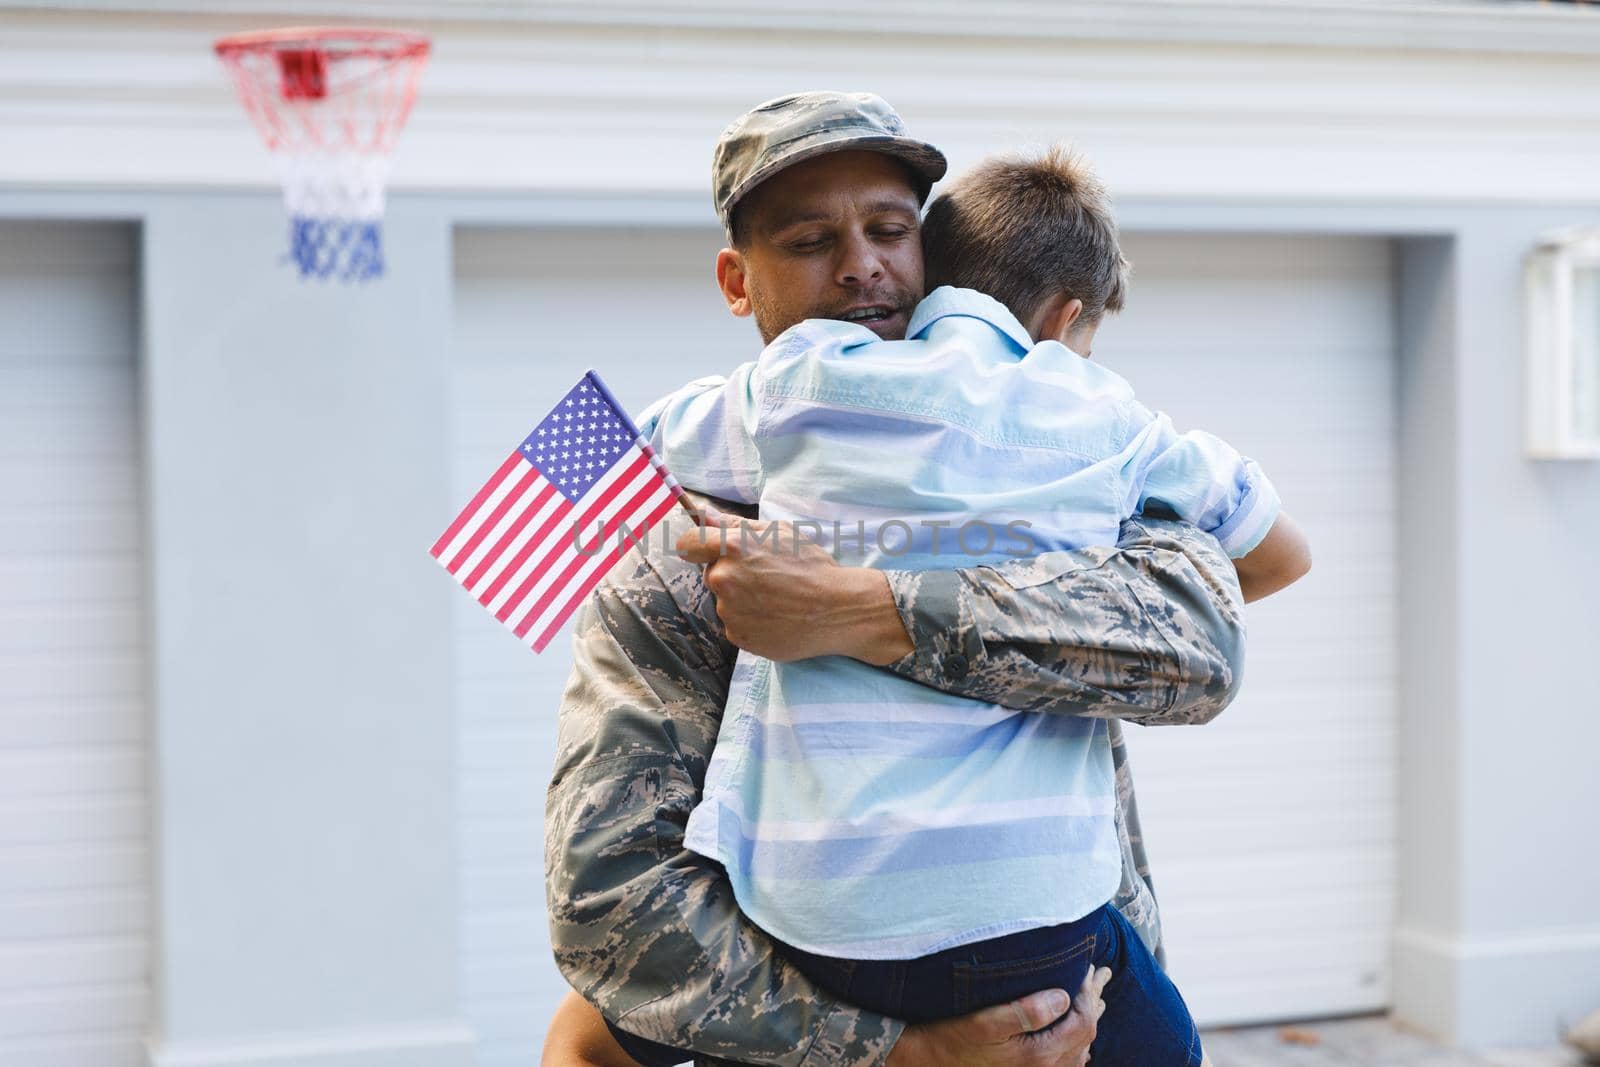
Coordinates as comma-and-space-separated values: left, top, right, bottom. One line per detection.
906, 286, 1035, 356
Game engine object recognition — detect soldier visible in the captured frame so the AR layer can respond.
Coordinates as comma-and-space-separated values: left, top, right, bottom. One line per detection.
543, 92, 1246, 1067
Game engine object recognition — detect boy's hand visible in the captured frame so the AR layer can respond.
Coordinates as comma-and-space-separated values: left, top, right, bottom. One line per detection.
674, 508, 913, 664
885, 966, 1111, 1067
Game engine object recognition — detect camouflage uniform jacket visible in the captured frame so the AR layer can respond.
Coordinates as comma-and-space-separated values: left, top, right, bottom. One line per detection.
545, 497, 1246, 1067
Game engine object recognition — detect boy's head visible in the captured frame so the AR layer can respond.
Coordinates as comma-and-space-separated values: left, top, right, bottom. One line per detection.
921, 146, 1129, 358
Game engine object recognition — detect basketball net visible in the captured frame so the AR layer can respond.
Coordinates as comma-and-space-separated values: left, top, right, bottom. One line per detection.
215, 28, 430, 282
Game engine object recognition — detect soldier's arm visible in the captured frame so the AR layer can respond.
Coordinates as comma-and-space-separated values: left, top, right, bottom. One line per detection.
680, 511, 1247, 726
545, 547, 904, 1067
880, 515, 1247, 725
543, 991, 650, 1067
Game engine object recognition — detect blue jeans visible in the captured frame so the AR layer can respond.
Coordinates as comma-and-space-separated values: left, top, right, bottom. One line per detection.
605, 902, 1204, 1066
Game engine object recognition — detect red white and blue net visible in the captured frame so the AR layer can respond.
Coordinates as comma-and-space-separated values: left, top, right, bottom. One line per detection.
215, 28, 430, 282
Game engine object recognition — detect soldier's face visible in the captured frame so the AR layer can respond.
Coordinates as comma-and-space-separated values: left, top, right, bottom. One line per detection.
716, 151, 926, 343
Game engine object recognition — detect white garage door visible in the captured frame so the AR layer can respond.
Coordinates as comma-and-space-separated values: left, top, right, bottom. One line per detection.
1102, 233, 1397, 1026
451, 227, 1397, 1061
452, 228, 759, 1067
0, 223, 149, 1066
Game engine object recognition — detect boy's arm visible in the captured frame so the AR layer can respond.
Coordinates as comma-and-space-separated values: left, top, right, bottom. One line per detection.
1233, 511, 1312, 602
635, 363, 764, 506
1120, 402, 1307, 599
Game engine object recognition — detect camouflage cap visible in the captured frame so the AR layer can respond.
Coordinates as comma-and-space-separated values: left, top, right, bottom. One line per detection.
713, 91, 948, 241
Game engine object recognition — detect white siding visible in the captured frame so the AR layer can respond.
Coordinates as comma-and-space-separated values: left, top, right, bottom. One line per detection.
451, 227, 1398, 1058
1102, 233, 1397, 1025
0, 222, 149, 1067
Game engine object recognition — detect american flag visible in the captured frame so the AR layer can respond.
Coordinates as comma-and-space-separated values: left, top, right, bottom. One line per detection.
430, 370, 687, 653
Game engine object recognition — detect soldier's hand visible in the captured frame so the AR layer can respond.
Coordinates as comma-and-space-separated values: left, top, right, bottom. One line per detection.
674, 508, 912, 664
884, 967, 1110, 1067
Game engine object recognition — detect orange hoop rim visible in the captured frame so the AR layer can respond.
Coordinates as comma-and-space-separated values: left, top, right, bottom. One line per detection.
214, 26, 430, 61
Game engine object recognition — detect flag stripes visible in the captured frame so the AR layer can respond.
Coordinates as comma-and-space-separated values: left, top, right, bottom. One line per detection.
429, 368, 685, 655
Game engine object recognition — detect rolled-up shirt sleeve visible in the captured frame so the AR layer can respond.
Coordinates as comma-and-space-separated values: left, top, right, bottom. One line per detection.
637, 362, 765, 507
1118, 401, 1281, 559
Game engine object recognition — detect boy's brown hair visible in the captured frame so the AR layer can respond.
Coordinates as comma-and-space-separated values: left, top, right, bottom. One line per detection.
921, 146, 1130, 331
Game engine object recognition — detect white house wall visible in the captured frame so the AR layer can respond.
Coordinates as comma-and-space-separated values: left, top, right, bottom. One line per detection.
1, 2, 1600, 203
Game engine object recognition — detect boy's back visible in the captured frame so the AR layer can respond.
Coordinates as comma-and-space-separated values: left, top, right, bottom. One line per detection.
638, 284, 1278, 959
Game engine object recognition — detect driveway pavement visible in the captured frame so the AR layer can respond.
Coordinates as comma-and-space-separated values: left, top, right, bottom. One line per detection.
1202, 1015, 1588, 1066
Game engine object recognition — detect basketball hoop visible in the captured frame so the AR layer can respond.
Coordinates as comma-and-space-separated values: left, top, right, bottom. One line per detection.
215, 27, 430, 282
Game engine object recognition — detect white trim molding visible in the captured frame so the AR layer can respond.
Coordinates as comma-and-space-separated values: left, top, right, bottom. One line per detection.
3, 3, 1600, 201
13, 1, 1600, 57
1393, 925, 1600, 1046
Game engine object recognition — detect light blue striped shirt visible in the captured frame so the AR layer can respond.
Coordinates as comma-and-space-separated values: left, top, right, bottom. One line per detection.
637, 286, 1279, 959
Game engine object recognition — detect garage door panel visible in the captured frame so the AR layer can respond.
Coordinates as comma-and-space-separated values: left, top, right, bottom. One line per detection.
0, 800, 146, 848
1159, 845, 1396, 894
1141, 720, 1393, 769
1136, 772, 1393, 826
0, 985, 148, 1039
1166, 926, 1392, 975
0, 654, 144, 702
0, 1034, 144, 1067
0, 282, 137, 364
0, 513, 141, 556
0, 557, 142, 605
0, 410, 136, 460
1108, 234, 1396, 1025
0, 222, 147, 1067
0, 604, 142, 654
459, 729, 550, 772
0, 462, 141, 511
0, 366, 136, 410
0, 844, 146, 894
1154, 811, 1392, 857
0, 888, 147, 941
463, 821, 542, 865
0, 939, 145, 992
463, 865, 547, 910
0, 703, 143, 748
0, 748, 145, 798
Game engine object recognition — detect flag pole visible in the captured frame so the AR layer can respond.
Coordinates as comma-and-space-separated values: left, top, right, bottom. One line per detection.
669, 484, 711, 526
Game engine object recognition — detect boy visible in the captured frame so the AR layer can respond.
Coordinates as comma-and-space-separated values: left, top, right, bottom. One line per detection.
618, 147, 1310, 1065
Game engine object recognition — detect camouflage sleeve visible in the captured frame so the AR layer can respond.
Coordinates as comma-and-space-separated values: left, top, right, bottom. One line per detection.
545, 539, 902, 1067
880, 516, 1247, 725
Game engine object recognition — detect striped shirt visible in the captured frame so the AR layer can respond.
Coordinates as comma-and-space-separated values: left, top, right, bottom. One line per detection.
637, 286, 1279, 958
